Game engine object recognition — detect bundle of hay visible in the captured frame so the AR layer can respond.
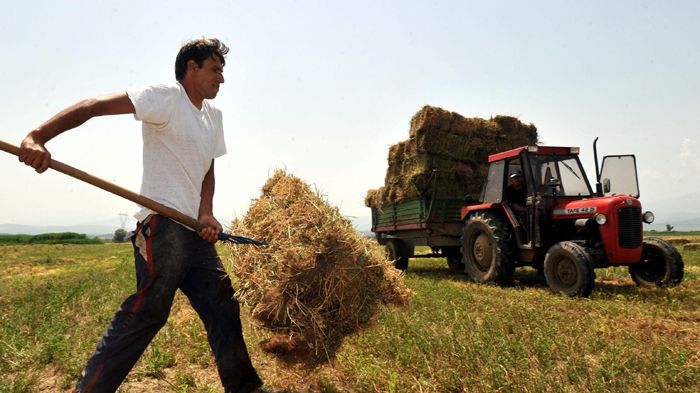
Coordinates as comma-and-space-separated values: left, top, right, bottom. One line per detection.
684, 243, 700, 251
667, 238, 690, 246
365, 105, 539, 208
227, 170, 411, 361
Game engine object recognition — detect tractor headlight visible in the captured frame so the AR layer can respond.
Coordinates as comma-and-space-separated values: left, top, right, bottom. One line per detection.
643, 211, 655, 224
594, 213, 607, 225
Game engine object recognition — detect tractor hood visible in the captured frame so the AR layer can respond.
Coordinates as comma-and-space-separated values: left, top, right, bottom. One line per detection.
550, 195, 641, 221
551, 195, 644, 264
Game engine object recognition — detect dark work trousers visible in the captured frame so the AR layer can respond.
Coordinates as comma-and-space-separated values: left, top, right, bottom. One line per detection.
75, 215, 263, 393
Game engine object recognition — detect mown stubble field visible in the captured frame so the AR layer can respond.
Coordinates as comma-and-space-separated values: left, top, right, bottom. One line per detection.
1, 235, 699, 392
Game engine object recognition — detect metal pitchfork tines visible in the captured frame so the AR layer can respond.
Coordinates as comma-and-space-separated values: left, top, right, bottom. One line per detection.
219, 233, 268, 246
0, 139, 267, 246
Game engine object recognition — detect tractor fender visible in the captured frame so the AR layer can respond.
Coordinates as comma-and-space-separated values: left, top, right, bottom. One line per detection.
462, 203, 519, 230
461, 202, 496, 221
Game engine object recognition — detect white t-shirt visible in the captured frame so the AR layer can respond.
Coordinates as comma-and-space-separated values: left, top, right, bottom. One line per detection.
128, 83, 227, 224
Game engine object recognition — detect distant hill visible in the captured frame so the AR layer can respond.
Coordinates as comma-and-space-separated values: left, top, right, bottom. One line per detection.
0, 223, 117, 237
646, 213, 700, 232
643, 191, 700, 231
352, 215, 372, 233
4, 209, 697, 238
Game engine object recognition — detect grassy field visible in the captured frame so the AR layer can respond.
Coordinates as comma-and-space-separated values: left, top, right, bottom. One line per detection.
0, 235, 699, 392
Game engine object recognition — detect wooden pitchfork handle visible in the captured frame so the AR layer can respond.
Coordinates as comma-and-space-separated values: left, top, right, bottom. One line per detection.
0, 139, 211, 233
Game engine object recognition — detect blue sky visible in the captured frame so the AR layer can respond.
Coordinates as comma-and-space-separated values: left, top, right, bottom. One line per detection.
1, 1, 698, 230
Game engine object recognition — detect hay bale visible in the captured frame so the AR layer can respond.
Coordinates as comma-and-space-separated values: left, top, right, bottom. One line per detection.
666, 238, 691, 246
409, 105, 454, 137
366, 105, 538, 208
492, 115, 539, 147
364, 187, 384, 209
227, 170, 411, 361
683, 243, 700, 251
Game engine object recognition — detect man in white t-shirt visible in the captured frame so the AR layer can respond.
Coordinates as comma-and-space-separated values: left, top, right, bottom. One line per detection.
19, 38, 275, 393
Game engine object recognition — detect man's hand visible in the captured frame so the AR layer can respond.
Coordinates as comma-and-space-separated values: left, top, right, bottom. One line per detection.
19, 132, 51, 173
198, 213, 223, 244
17, 93, 136, 174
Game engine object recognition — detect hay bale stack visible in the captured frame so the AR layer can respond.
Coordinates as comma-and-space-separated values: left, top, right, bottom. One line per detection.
366, 105, 538, 208
227, 170, 411, 361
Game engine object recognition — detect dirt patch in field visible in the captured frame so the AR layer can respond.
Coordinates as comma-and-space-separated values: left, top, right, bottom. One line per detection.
617, 315, 700, 350
31, 365, 65, 392
117, 374, 175, 393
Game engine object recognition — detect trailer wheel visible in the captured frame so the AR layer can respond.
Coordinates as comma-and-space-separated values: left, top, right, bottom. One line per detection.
443, 247, 465, 271
629, 237, 684, 288
386, 239, 412, 270
543, 241, 595, 297
461, 212, 515, 284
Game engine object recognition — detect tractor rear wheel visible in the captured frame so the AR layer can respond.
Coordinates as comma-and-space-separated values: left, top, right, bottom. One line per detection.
629, 237, 684, 288
461, 212, 515, 284
543, 241, 595, 297
386, 239, 413, 270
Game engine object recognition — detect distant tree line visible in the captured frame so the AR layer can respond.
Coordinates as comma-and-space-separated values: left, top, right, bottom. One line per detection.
0, 232, 102, 244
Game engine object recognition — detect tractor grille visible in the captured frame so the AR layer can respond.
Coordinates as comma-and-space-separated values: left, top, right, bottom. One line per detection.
617, 207, 642, 248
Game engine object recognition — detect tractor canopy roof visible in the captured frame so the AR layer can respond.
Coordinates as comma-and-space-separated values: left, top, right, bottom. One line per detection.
488, 146, 580, 163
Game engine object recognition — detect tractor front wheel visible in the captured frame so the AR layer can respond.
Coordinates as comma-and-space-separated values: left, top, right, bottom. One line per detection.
386, 239, 413, 271
629, 237, 684, 288
543, 241, 595, 297
461, 212, 515, 284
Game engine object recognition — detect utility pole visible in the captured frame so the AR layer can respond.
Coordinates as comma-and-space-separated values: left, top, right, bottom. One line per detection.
119, 212, 129, 230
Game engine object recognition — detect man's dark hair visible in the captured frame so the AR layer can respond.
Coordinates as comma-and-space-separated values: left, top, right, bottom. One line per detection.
175, 38, 229, 82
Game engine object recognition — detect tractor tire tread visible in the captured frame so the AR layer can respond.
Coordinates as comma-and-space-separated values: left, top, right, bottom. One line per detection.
461, 212, 515, 285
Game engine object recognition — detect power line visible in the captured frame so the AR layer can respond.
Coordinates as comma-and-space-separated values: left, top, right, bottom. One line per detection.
119, 212, 129, 230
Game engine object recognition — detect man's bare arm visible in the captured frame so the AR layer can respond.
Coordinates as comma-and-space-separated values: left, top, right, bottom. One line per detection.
19, 92, 135, 173
198, 159, 223, 244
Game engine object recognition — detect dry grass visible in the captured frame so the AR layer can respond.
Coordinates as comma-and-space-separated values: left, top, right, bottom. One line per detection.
1, 240, 699, 392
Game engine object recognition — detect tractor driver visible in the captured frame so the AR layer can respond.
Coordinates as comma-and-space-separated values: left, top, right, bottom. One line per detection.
505, 171, 527, 217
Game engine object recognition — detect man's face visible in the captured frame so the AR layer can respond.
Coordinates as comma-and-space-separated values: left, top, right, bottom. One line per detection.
510, 175, 523, 188
190, 56, 225, 100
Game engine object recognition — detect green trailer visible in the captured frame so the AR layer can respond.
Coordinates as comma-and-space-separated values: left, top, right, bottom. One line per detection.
371, 196, 467, 270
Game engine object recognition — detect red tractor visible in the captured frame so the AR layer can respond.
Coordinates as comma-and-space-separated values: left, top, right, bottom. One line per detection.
461, 138, 684, 297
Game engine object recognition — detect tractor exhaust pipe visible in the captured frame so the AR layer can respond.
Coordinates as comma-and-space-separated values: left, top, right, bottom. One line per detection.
593, 137, 603, 197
